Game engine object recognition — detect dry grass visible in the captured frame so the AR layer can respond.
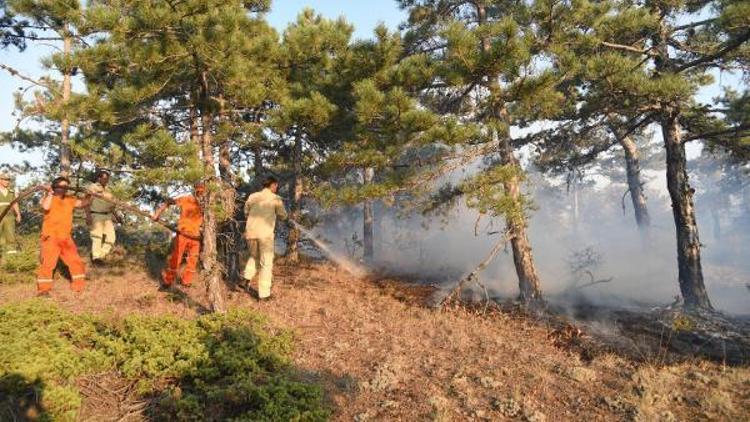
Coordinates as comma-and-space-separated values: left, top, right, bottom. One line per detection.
1, 260, 748, 421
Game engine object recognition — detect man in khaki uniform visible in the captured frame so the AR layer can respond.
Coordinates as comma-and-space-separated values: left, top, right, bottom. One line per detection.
243, 176, 287, 300
85, 170, 118, 264
0, 171, 21, 256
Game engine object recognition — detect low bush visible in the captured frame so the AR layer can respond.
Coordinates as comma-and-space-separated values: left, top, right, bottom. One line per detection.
0, 300, 329, 421
0, 235, 39, 284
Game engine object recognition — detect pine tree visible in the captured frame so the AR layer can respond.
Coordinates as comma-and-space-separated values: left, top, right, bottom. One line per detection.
5, 0, 87, 176
77, 0, 278, 312
397, 0, 572, 303
271, 9, 353, 263
541, 0, 750, 309
314, 24, 444, 265
530, 112, 654, 230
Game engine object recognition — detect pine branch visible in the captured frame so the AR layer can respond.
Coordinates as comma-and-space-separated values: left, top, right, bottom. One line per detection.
600, 41, 654, 56
0, 63, 59, 93
683, 123, 750, 143
2, 33, 63, 42
676, 30, 750, 72
672, 18, 717, 32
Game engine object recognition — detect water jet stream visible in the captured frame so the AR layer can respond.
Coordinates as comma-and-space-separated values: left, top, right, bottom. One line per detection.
290, 219, 368, 278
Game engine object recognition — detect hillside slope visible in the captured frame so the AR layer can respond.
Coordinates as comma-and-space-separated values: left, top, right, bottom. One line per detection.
0, 261, 748, 421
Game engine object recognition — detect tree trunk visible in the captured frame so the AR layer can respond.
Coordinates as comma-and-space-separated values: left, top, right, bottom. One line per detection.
661, 110, 712, 310
572, 178, 579, 227
59, 32, 72, 176
477, 3, 542, 304
618, 134, 651, 229
500, 141, 543, 303
189, 104, 201, 158
287, 135, 303, 263
711, 207, 721, 241
199, 72, 226, 313
253, 143, 263, 177
217, 120, 242, 283
362, 167, 374, 264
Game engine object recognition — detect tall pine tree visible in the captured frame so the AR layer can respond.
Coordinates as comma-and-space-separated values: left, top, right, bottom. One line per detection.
398, 0, 571, 303
78, 0, 278, 312
541, 0, 750, 309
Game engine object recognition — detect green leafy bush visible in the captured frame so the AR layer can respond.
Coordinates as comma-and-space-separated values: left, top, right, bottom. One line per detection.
0, 300, 329, 421
0, 235, 39, 284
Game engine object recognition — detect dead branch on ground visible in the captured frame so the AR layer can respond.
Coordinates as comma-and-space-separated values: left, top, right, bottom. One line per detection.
438, 230, 511, 309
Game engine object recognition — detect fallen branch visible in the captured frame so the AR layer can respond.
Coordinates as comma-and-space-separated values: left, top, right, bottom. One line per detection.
69, 186, 201, 240
565, 270, 614, 293
0, 184, 199, 240
0, 185, 47, 222
575, 277, 614, 290
438, 230, 512, 307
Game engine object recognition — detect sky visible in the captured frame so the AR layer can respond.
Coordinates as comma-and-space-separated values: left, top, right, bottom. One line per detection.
0, 1, 742, 179
0, 1, 406, 178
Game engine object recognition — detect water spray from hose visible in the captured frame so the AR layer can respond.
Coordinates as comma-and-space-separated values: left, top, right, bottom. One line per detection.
290, 219, 368, 278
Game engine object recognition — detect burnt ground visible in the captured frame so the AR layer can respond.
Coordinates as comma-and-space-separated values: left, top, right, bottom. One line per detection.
0, 258, 749, 421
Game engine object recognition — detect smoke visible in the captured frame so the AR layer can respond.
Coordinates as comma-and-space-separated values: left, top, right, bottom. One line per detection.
310, 144, 750, 315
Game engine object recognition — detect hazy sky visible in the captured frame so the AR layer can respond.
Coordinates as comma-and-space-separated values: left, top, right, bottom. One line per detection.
0, 1, 406, 173
0, 1, 740, 176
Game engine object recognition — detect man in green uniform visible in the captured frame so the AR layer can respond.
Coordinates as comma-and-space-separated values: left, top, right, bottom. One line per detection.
85, 170, 118, 264
0, 171, 21, 256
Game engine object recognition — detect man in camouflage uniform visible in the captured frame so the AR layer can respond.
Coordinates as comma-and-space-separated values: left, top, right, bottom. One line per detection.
0, 171, 21, 256
85, 170, 119, 264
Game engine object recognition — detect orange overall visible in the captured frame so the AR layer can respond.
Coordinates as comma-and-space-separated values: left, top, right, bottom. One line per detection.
163, 196, 202, 286
37, 196, 86, 293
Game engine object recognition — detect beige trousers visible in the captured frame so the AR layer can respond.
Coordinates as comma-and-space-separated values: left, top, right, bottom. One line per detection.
90, 215, 116, 259
244, 237, 275, 298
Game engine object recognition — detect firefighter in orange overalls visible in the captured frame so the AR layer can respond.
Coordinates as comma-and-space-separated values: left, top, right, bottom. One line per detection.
37, 176, 91, 295
152, 182, 204, 288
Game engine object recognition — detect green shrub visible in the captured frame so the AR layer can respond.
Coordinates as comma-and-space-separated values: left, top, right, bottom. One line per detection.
0, 301, 329, 421
0, 235, 39, 284
0, 301, 112, 421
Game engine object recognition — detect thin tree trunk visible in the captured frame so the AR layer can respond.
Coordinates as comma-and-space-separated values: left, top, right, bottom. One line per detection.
199, 71, 226, 313
477, 4, 542, 303
189, 103, 201, 158
217, 99, 241, 283
362, 167, 374, 264
373, 202, 382, 258
711, 207, 721, 241
661, 110, 712, 310
59, 32, 72, 176
572, 179, 579, 226
618, 134, 651, 229
287, 135, 303, 263
253, 143, 263, 177
500, 140, 543, 302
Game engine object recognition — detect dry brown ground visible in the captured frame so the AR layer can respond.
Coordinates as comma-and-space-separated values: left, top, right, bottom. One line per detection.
0, 260, 748, 421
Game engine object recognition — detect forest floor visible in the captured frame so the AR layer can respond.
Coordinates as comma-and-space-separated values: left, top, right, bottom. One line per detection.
0, 256, 749, 421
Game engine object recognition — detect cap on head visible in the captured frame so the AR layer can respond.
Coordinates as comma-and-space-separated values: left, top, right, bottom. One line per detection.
95, 169, 110, 180
0, 171, 11, 181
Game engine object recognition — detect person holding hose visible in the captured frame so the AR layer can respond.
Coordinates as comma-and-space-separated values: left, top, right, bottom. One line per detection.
0, 171, 21, 256
243, 176, 287, 301
86, 169, 120, 264
37, 176, 91, 295
152, 182, 204, 288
